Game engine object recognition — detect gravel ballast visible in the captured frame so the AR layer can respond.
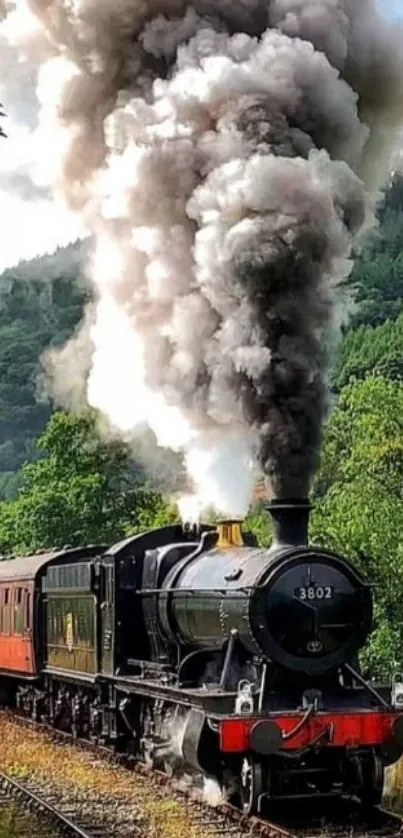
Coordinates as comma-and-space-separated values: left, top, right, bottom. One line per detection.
0, 717, 218, 838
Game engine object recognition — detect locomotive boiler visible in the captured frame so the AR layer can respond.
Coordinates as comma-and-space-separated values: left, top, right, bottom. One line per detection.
158, 500, 373, 676
0, 499, 402, 816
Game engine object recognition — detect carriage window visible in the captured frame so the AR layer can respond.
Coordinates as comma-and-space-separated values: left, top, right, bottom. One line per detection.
1, 588, 10, 634
25, 592, 31, 631
14, 588, 25, 635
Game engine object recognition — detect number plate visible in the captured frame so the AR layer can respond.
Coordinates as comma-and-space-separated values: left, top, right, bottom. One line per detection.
295, 586, 333, 601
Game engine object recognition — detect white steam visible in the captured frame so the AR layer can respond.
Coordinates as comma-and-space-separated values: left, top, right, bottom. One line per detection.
201, 777, 225, 807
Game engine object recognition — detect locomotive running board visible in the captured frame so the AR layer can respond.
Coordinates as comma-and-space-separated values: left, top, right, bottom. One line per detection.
114, 675, 238, 712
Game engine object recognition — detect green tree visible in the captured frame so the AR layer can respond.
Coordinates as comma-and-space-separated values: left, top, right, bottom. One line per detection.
244, 505, 273, 547
311, 376, 403, 677
0, 410, 176, 555
344, 174, 403, 330
347, 252, 403, 329
332, 314, 403, 391
0, 242, 88, 497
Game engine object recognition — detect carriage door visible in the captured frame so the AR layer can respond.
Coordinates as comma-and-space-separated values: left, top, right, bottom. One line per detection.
100, 559, 115, 675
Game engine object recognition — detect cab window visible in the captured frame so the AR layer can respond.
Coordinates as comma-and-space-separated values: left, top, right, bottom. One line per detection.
25, 592, 31, 632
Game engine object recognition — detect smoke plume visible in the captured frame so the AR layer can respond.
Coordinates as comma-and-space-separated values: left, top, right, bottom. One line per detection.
4, 0, 403, 513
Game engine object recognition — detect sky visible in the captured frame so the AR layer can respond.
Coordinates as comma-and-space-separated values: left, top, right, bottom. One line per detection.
0, 1, 402, 275
378, 0, 403, 19
0, 6, 84, 274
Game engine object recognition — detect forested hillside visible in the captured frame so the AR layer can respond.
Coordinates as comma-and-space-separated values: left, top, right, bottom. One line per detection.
0, 238, 185, 500
0, 174, 402, 675
346, 175, 403, 328
332, 172, 403, 380
0, 241, 89, 499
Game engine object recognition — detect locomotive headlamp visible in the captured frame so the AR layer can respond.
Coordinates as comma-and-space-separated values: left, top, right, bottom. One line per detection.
391, 673, 403, 709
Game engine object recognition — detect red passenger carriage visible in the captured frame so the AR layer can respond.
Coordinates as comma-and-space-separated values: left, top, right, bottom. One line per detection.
0, 555, 42, 676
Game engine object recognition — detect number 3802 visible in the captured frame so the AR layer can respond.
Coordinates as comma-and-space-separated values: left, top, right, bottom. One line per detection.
296, 586, 333, 601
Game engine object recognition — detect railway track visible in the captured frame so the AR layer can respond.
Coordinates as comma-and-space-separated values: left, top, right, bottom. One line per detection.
0, 709, 298, 838
0, 770, 106, 838
1, 710, 403, 838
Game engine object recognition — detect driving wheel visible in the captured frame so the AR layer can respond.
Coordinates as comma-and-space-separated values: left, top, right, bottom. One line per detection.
240, 758, 264, 815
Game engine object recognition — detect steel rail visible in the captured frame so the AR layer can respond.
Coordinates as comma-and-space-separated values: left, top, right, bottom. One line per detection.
0, 770, 101, 838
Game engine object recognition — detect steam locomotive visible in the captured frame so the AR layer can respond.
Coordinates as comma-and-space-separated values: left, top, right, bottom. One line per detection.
1, 500, 403, 814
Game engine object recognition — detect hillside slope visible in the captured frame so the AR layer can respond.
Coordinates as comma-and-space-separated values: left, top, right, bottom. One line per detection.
0, 241, 88, 497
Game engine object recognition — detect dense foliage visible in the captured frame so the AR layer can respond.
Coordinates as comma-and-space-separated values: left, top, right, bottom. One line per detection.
311, 376, 403, 677
344, 173, 403, 330
0, 242, 88, 499
332, 314, 403, 391
0, 174, 402, 675
0, 410, 176, 555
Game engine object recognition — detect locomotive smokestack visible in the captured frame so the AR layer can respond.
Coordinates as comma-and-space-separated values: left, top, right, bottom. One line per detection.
267, 500, 311, 547
217, 520, 245, 549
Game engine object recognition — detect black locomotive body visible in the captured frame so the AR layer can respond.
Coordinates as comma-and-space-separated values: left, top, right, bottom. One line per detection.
1, 500, 403, 815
